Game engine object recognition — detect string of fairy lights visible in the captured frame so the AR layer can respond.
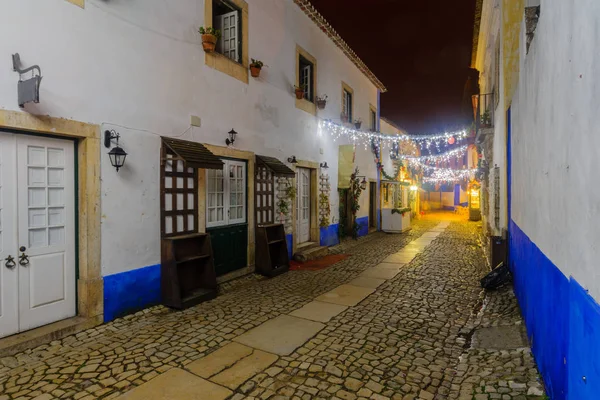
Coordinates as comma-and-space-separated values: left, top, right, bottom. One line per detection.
319, 119, 478, 183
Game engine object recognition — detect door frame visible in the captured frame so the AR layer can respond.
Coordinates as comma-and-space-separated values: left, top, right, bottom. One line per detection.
198, 145, 255, 282
292, 160, 318, 254
369, 180, 377, 229
0, 110, 103, 336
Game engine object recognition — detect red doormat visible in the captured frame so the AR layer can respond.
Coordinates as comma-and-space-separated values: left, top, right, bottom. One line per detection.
290, 254, 350, 271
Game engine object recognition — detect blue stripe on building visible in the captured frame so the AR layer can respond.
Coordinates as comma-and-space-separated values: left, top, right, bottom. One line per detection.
103, 264, 161, 323
320, 224, 339, 247
356, 216, 369, 237
285, 234, 293, 260
510, 220, 600, 399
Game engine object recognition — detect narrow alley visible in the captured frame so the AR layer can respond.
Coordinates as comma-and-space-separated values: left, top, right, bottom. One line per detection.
0, 217, 544, 400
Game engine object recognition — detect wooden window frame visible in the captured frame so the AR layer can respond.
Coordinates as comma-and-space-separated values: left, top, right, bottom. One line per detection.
206, 159, 247, 228
160, 146, 199, 238
295, 45, 317, 115
204, 0, 249, 84
342, 81, 354, 122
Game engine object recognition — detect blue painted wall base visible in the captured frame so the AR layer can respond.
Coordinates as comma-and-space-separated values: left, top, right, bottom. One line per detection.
356, 216, 369, 237
510, 220, 600, 399
320, 224, 339, 247
103, 264, 161, 323
285, 234, 293, 260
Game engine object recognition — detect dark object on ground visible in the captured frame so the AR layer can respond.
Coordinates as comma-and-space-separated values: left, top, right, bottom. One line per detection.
480, 262, 512, 290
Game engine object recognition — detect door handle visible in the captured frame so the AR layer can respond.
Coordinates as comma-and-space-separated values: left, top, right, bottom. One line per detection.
19, 253, 29, 267
5, 256, 16, 269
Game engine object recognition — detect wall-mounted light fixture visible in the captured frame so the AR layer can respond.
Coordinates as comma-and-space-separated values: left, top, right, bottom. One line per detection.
287, 156, 298, 164
355, 176, 368, 190
104, 130, 128, 172
226, 129, 237, 146
320, 161, 329, 169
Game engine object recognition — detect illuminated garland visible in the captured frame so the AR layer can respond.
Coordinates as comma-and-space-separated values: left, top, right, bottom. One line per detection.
400, 145, 468, 163
422, 168, 476, 183
319, 120, 468, 145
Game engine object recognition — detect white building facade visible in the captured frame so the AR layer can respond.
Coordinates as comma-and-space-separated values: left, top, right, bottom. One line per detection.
474, 0, 600, 398
0, 0, 386, 342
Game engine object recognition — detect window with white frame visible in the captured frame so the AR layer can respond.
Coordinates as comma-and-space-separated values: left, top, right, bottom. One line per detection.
343, 89, 353, 121
206, 160, 246, 227
370, 108, 377, 131
299, 56, 314, 102
213, 0, 241, 63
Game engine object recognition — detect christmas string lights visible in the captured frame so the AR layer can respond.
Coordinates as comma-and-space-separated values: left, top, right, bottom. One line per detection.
422, 168, 476, 183
400, 145, 469, 163
319, 120, 469, 146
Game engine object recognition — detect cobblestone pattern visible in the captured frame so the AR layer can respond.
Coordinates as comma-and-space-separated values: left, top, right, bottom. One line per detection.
240, 221, 491, 400
450, 284, 546, 399
0, 221, 438, 399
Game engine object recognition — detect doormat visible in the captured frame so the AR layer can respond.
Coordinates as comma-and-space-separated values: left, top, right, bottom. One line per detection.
290, 254, 350, 271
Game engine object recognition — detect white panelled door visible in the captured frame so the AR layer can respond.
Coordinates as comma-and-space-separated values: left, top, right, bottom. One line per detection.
296, 168, 310, 244
0, 133, 18, 338
0, 132, 76, 339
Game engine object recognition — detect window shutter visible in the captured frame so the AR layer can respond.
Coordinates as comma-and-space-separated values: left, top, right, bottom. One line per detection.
220, 11, 238, 62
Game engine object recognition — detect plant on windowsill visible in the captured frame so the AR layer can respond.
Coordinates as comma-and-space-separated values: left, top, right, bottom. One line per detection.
354, 118, 363, 130
481, 109, 491, 127
294, 85, 306, 100
316, 95, 328, 110
250, 59, 265, 78
198, 26, 221, 53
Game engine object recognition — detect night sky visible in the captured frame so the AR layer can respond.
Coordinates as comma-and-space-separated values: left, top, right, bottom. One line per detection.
310, 0, 477, 134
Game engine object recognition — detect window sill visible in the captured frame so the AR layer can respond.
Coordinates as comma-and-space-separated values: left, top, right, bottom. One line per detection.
205, 51, 249, 84
295, 98, 316, 116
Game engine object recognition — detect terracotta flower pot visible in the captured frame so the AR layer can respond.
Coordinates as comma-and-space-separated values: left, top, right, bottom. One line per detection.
316, 99, 327, 110
295, 88, 305, 100
250, 66, 261, 78
201, 34, 217, 52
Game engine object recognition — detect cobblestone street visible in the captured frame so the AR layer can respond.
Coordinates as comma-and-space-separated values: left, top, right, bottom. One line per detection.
0, 217, 545, 400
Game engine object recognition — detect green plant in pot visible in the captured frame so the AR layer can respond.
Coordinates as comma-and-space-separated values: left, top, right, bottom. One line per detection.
198, 26, 221, 53
481, 109, 491, 126
250, 58, 264, 78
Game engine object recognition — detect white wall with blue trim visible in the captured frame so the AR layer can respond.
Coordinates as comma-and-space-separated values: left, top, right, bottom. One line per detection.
510, 1, 600, 398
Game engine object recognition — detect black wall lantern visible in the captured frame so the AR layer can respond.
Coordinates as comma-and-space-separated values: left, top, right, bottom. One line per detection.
226, 129, 237, 146
320, 161, 329, 169
104, 130, 128, 172
356, 176, 368, 190
287, 155, 298, 164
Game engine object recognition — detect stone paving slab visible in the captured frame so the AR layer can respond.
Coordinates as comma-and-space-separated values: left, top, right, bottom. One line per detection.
210, 349, 278, 390
421, 231, 442, 238
348, 276, 386, 289
186, 342, 253, 379
234, 315, 324, 356
382, 253, 417, 264
359, 265, 402, 280
314, 284, 376, 307
117, 368, 232, 400
289, 301, 348, 323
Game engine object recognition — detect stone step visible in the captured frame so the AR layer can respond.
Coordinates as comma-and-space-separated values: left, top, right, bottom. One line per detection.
293, 245, 329, 262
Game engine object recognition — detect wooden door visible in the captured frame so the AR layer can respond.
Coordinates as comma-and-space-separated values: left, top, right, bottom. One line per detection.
255, 165, 274, 226
16, 134, 76, 333
296, 168, 310, 244
206, 160, 248, 276
0, 132, 18, 338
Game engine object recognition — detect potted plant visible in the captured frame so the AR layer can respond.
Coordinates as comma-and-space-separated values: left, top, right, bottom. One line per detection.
198, 27, 220, 53
316, 95, 328, 110
481, 109, 491, 127
250, 58, 264, 78
354, 118, 362, 130
294, 85, 306, 100
340, 112, 349, 123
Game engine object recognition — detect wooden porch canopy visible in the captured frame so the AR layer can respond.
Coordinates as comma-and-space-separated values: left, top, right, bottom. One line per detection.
255, 155, 295, 177
161, 136, 223, 170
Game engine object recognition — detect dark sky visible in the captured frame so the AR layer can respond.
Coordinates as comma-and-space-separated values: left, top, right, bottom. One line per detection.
310, 0, 477, 134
